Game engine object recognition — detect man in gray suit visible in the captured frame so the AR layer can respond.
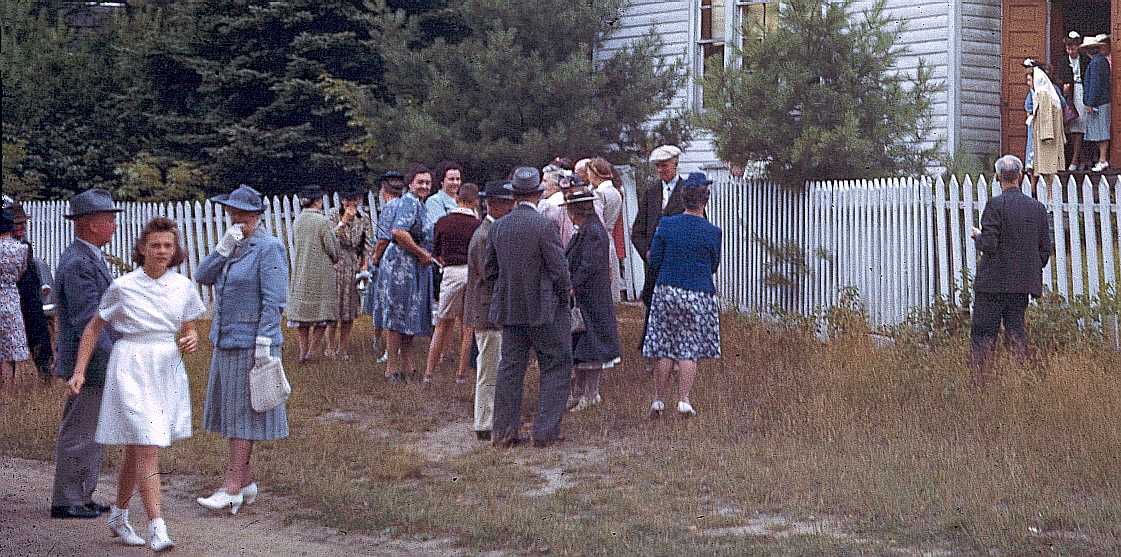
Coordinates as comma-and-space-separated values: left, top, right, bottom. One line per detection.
486, 167, 573, 448
50, 188, 121, 519
969, 155, 1053, 377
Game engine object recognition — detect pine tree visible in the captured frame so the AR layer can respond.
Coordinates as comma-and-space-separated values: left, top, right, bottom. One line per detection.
154, 0, 389, 196
331, 0, 690, 181
700, 0, 941, 187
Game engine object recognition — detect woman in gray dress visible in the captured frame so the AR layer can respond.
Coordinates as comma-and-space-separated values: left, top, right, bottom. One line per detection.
195, 185, 290, 515
287, 187, 341, 362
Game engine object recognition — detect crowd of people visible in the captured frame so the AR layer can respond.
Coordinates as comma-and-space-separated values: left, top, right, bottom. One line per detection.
0, 145, 724, 550
1023, 32, 1112, 174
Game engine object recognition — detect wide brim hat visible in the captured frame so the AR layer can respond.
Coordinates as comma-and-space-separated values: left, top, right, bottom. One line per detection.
558, 188, 597, 206
510, 166, 545, 194
681, 171, 713, 189
211, 184, 265, 213
1080, 35, 1107, 50
649, 144, 682, 163
64, 188, 123, 220
481, 180, 515, 200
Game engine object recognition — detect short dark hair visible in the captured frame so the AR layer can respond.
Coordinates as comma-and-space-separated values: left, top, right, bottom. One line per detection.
458, 183, 480, 204
405, 163, 432, 188
434, 160, 462, 186
683, 186, 710, 211
132, 217, 186, 268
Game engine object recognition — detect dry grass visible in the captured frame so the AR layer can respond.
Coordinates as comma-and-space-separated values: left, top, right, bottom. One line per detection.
2, 305, 1119, 555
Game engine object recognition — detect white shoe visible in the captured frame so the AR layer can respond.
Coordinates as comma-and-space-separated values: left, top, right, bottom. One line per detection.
1091, 161, 1110, 172
196, 489, 245, 514
677, 400, 697, 417
107, 506, 145, 546
239, 482, 258, 506
377, 351, 388, 364
592, 393, 603, 406
148, 518, 174, 552
648, 400, 665, 419
1068, 163, 1079, 172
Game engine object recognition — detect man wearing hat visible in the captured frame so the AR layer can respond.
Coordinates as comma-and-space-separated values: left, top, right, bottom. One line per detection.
50, 188, 122, 519
464, 180, 515, 441
485, 167, 573, 448
631, 145, 687, 368
2, 195, 53, 380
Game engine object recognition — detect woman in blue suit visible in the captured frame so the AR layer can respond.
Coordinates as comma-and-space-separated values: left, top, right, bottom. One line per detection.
194, 185, 290, 515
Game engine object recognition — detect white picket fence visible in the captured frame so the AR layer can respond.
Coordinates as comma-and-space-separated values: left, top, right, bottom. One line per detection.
698, 172, 1121, 329
23, 172, 1121, 335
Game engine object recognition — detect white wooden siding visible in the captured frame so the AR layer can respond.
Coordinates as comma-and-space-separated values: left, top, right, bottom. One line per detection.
958, 0, 1002, 159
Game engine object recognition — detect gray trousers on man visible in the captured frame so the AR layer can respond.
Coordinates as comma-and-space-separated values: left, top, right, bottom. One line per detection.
492, 311, 572, 443
51, 385, 105, 507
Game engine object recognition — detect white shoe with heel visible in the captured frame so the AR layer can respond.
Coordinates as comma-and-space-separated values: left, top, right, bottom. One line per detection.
148, 518, 174, 552
107, 506, 145, 546
197, 489, 245, 515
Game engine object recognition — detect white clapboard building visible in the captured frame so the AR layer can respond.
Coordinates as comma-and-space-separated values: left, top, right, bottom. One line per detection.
597, 0, 1120, 172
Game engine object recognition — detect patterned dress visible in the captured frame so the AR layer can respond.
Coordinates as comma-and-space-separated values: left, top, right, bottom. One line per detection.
367, 197, 400, 321
0, 237, 30, 362
327, 207, 373, 321
374, 193, 434, 337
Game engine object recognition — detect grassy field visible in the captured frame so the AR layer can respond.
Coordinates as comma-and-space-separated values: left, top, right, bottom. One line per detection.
2, 304, 1119, 555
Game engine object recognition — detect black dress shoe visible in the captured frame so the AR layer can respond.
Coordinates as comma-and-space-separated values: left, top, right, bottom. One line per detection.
50, 505, 100, 519
531, 436, 566, 449
475, 430, 491, 441
85, 502, 111, 514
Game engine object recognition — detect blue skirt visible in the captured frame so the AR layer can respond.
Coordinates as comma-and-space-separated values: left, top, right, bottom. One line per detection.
642, 285, 721, 361
203, 347, 288, 441
1085, 103, 1110, 142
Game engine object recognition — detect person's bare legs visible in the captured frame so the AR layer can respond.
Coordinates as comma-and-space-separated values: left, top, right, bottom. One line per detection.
1099, 141, 1110, 166
116, 446, 139, 508
653, 358, 673, 403
583, 368, 602, 402
337, 320, 354, 357
134, 445, 162, 521
222, 439, 253, 494
296, 325, 311, 361
385, 331, 403, 376
424, 319, 453, 381
323, 323, 338, 357
400, 335, 417, 378
308, 324, 327, 358
1070, 133, 1083, 167
676, 360, 698, 405
455, 322, 473, 381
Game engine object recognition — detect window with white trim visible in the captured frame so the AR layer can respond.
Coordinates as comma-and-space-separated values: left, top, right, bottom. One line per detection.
695, 0, 779, 110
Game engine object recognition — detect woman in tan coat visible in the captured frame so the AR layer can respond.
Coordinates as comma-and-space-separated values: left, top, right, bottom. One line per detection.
287, 186, 341, 362
1028, 65, 1066, 176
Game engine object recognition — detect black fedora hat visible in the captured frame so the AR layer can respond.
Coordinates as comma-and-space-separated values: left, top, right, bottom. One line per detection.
211, 184, 265, 213
558, 187, 597, 206
64, 188, 123, 220
481, 180, 515, 200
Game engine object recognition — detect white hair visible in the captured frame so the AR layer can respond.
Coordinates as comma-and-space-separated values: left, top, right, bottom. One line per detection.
994, 155, 1024, 183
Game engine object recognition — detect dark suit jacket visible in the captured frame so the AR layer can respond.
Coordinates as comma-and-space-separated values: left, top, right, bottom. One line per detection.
54, 240, 114, 386
1054, 53, 1090, 91
464, 217, 498, 330
567, 217, 621, 363
16, 241, 52, 373
486, 203, 572, 327
630, 175, 686, 261
974, 189, 1052, 297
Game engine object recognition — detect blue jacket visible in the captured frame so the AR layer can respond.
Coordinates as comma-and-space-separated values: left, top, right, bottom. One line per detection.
1083, 53, 1111, 108
195, 228, 289, 349
649, 214, 722, 294
53, 240, 114, 386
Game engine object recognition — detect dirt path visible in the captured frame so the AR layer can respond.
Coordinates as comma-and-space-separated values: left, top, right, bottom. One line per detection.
0, 457, 465, 557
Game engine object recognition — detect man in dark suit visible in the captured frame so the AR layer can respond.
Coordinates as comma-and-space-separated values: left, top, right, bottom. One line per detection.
969, 155, 1053, 377
630, 145, 686, 369
50, 188, 122, 519
486, 167, 573, 448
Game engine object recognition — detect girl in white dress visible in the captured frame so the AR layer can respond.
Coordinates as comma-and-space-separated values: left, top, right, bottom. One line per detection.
68, 217, 206, 552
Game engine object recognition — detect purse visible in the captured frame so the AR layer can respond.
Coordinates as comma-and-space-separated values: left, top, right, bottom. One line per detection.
250, 357, 291, 412
1063, 102, 1079, 124
570, 297, 587, 334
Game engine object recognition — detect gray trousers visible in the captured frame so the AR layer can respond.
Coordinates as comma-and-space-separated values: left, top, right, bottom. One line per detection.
51, 384, 105, 507
492, 311, 573, 442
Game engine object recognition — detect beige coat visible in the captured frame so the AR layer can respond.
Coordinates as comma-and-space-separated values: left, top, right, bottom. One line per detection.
286, 208, 341, 322
1031, 80, 1067, 176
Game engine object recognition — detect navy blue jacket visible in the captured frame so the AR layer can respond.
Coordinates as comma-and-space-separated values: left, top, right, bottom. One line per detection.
649, 214, 721, 294
195, 228, 288, 349
1083, 53, 1111, 108
53, 240, 114, 386
566, 217, 621, 364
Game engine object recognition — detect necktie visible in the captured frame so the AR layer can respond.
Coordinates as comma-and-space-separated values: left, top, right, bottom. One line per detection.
662, 182, 673, 210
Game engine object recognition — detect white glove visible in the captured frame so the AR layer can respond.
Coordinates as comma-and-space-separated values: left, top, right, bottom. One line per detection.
254, 336, 272, 368
216, 224, 245, 257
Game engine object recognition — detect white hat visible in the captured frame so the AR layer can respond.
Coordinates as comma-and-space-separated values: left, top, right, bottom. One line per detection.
648, 145, 682, 163
1080, 34, 1107, 50
1068, 31, 1081, 40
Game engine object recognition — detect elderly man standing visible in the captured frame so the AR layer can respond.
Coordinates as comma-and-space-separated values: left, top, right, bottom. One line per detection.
50, 189, 122, 519
486, 167, 573, 448
464, 180, 516, 441
631, 145, 687, 368
969, 155, 1052, 378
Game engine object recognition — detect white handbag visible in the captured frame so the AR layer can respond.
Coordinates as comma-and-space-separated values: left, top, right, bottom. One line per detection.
250, 357, 291, 412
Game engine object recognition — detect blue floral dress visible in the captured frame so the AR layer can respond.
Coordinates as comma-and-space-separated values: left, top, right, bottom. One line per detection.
374, 193, 434, 336
365, 197, 400, 320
